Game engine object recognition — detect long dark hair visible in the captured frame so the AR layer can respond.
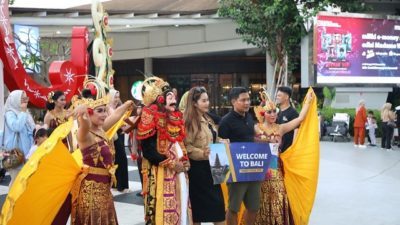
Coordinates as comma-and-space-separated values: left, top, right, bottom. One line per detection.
184, 86, 207, 137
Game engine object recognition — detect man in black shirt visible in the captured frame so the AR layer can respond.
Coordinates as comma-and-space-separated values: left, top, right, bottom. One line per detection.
276, 86, 299, 152
218, 87, 260, 225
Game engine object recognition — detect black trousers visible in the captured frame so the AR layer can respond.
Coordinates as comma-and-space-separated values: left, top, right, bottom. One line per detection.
381, 122, 394, 149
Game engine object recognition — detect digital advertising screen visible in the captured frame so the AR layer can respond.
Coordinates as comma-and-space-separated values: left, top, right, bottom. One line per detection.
315, 13, 400, 84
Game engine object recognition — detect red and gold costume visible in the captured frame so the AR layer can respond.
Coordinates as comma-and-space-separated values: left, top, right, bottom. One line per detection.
137, 77, 192, 225
251, 94, 293, 225
48, 109, 74, 152
71, 130, 118, 225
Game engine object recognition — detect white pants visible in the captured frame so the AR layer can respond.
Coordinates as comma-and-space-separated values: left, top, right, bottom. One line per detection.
369, 128, 376, 145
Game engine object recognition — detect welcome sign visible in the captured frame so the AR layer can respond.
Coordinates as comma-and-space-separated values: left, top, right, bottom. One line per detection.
209, 142, 279, 184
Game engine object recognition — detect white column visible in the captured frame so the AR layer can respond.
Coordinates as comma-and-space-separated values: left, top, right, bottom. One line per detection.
144, 58, 153, 75
266, 53, 275, 96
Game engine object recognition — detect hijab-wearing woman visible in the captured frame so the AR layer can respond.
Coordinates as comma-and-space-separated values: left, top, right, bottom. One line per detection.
183, 87, 225, 225
4, 90, 35, 187
108, 89, 130, 192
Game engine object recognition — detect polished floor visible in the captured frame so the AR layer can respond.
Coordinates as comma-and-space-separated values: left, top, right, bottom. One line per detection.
0, 141, 399, 225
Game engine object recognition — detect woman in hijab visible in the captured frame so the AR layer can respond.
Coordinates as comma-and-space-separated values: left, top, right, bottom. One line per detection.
108, 89, 130, 192
4, 90, 35, 187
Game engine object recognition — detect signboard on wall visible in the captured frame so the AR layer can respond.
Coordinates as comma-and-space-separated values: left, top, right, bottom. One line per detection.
315, 12, 400, 84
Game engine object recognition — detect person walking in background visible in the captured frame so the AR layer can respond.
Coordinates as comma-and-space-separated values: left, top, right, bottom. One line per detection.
218, 87, 259, 225
353, 100, 367, 148
381, 103, 396, 151
276, 86, 299, 152
366, 111, 377, 147
396, 105, 400, 148
184, 87, 225, 225
108, 89, 130, 193
4, 90, 35, 187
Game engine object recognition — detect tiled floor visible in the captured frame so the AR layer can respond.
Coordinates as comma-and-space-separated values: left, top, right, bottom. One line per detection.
0, 142, 399, 225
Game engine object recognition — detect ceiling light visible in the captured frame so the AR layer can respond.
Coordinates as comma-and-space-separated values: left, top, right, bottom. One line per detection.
56, 30, 61, 34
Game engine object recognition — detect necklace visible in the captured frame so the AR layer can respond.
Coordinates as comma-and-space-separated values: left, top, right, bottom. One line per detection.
90, 129, 109, 142
51, 109, 67, 123
257, 123, 280, 141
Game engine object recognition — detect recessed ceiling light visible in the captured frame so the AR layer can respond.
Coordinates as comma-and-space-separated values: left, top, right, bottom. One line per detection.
126, 24, 131, 28
56, 30, 61, 34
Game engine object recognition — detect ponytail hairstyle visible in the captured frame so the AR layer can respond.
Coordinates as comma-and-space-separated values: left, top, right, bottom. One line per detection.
46, 91, 65, 110
184, 86, 207, 137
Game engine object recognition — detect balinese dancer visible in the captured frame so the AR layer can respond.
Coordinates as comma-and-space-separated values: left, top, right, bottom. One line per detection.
245, 88, 314, 225
137, 76, 192, 225
71, 79, 134, 225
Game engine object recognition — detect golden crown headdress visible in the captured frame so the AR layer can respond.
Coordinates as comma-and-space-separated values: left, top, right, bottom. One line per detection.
254, 87, 277, 123
141, 77, 171, 106
71, 76, 110, 109
47, 91, 55, 103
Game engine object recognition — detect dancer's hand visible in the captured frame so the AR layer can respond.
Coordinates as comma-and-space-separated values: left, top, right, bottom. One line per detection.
173, 161, 186, 173
74, 105, 88, 120
305, 92, 314, 104
182, 160, 191, 171
124, 100, 135, 111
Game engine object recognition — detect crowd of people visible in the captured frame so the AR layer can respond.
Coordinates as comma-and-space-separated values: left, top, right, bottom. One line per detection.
0, 75, 317, 225
353, 100, 398, 151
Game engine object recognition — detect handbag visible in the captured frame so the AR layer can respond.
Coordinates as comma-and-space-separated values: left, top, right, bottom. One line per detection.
1, 125, 25, 170
387, 121, 397, 128
2, 148, 25, 170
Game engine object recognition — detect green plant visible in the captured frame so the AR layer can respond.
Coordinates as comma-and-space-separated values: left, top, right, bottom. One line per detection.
320, 107, 382, 137
219, 0, 369, 94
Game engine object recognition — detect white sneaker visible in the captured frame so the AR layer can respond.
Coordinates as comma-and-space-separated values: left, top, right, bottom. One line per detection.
359, 145, 367, 148
354, 144, 359, 148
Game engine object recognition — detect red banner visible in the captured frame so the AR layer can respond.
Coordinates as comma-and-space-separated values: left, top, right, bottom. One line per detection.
0, 0, 88, 108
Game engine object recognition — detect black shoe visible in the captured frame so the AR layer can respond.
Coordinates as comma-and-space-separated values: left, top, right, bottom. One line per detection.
136, 192, 143, 197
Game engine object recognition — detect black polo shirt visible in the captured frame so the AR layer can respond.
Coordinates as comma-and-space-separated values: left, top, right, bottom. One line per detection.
218, 110, 255, 142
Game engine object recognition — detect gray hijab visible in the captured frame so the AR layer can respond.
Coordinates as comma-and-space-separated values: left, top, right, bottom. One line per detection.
5, 90, 35, 131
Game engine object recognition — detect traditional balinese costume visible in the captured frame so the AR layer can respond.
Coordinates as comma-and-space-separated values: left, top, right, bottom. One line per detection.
238, 88, 319, 225
137, 77, 192, 225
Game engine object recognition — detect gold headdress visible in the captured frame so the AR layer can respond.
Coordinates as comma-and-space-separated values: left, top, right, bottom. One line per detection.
254, 87, 277, 123
72, 77, 110, 109
47, 91, 55, 103
141, 77, 171, 106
